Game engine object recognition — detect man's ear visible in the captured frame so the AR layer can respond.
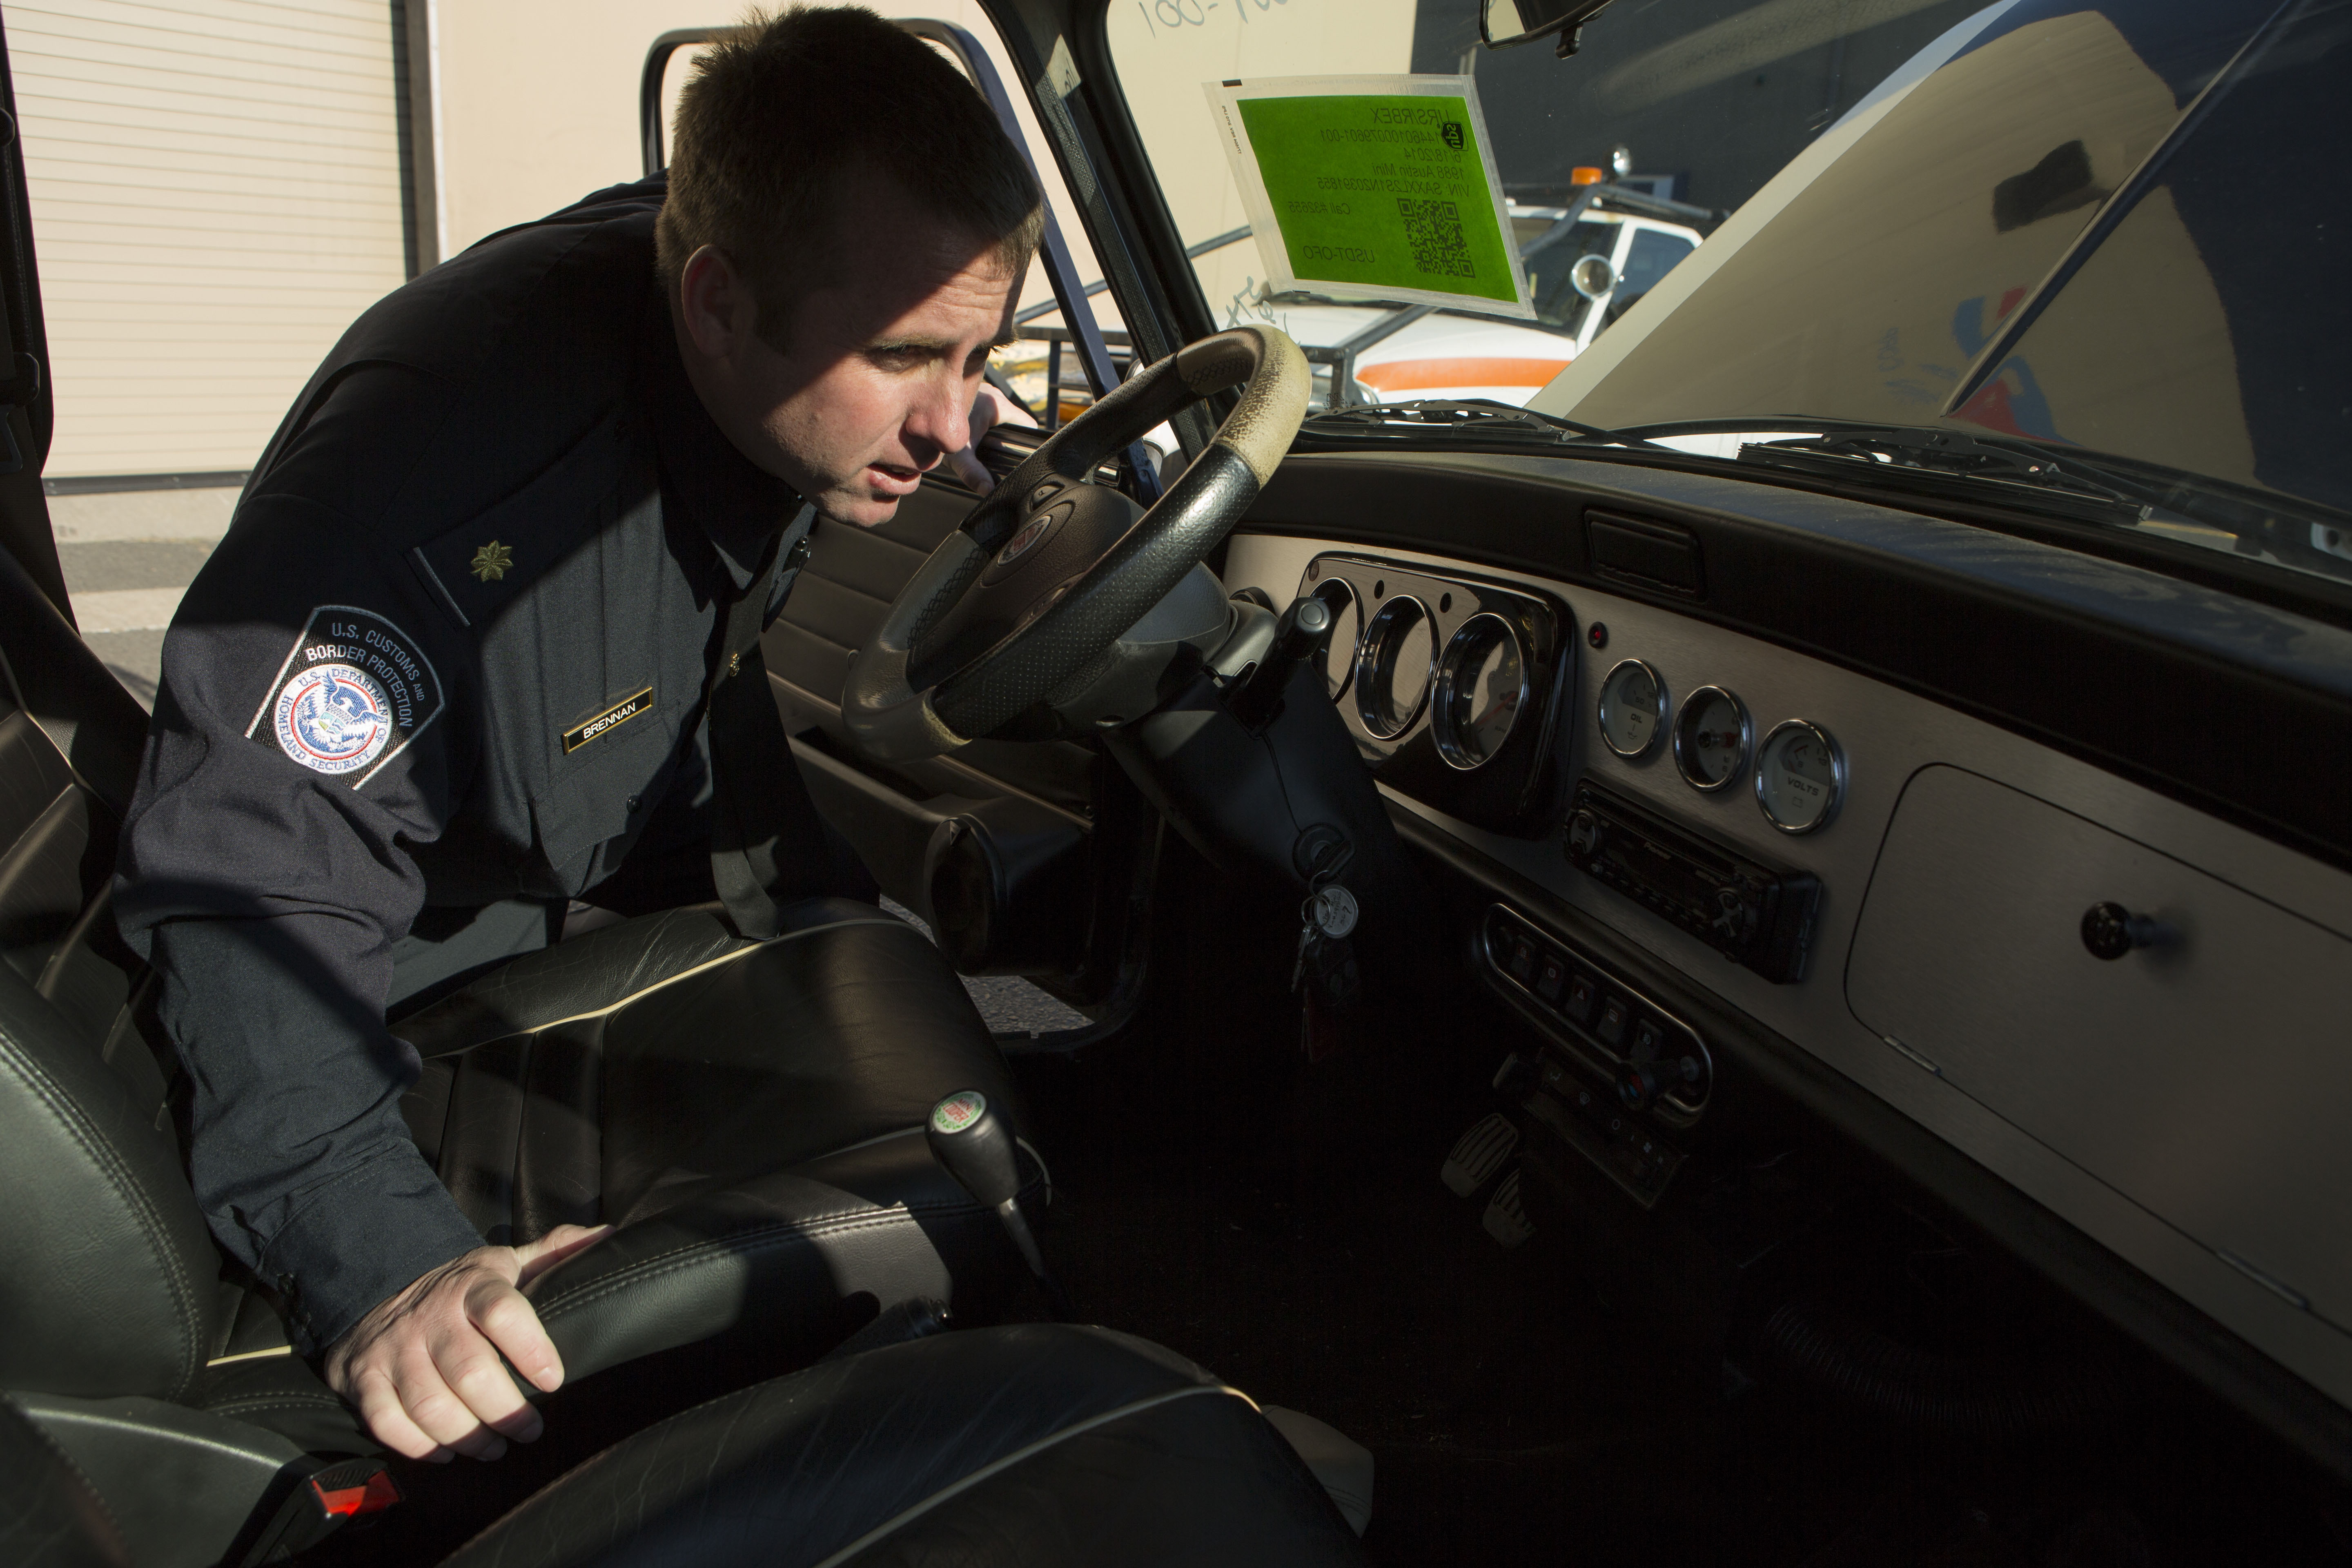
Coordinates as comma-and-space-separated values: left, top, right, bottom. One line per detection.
677, 244, 752, 361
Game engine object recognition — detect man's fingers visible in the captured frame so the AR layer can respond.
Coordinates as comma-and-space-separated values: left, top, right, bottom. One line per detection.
473, 1277, 567, 1395
513, 1222, 612, 1286
948, 445, 994, 493
428, 1310, 544, 1445
977, 382, 1038, 431
951, 388, 1002, 494
324, 1244, 581, 1464
392, 1337, 502, 1455
349, 1366, 450, 1463
450, 1428, 509, 1461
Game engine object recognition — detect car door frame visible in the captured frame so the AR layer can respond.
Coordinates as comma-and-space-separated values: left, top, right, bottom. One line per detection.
0, 9, 66, 621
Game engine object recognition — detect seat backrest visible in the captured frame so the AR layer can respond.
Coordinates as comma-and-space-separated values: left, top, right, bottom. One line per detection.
0, 545, 223, 1401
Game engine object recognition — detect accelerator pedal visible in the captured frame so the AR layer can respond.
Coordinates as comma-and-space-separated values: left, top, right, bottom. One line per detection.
1441, 1111, 1519, 1196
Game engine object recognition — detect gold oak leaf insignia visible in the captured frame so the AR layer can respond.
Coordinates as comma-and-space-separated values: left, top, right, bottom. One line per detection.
470, 541, 514, 582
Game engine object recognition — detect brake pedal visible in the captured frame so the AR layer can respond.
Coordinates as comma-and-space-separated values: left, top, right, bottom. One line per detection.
1482, 1170, 1535, 1249
1441, 1112, 1519, 1196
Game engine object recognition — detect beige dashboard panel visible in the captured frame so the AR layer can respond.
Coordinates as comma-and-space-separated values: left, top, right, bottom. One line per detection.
1848, 764, 2352, 1331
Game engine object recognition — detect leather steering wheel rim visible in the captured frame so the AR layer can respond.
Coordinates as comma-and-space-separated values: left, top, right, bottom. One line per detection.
842, 325, 1310, 762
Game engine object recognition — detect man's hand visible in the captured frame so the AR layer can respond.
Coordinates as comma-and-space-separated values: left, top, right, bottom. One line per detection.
323, 1223, 611, 1461
944, 382, 1036, 494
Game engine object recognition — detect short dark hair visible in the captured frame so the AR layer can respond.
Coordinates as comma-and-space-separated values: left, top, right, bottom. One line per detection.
657, 5, 1045, 346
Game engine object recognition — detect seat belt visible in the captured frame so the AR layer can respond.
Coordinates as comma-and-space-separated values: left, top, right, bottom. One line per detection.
704, 504, 828, 940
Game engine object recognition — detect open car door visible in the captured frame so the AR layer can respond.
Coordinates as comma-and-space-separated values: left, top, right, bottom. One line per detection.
0, 10, 63, 625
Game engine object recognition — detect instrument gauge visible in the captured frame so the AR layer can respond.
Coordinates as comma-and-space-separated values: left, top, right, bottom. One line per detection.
1354, 596, 1434, 739
1310, 577, 1360, 699
1672, 686, 1751, 792
1432, 614, 1528, 771
1596, 659, 1666, 759
1755, 719, 1845, 833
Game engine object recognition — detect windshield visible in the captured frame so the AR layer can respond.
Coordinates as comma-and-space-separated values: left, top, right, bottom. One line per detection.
1521, 218, 1616, 331
1107, 0, 2352, 589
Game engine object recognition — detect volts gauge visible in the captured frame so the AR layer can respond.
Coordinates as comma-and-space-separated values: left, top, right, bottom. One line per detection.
1755, 719, 1845, 833
1672, 686, 1751, 792
1596, 659, 1666, 758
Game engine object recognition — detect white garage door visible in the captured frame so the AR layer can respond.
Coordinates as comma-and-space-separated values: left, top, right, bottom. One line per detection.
8, 0, 410, 479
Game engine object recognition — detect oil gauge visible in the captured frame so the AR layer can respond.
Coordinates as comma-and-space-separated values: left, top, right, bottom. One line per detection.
1672, 685, 1751, 791
1596, 659, 1666, 758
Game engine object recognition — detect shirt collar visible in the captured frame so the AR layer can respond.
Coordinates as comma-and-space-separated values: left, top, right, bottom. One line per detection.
643, 288, 802, 592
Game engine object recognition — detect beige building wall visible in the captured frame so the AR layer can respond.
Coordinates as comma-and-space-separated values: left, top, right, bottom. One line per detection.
427, 0, 715, 258
12, 1, 1218, 483
11, 0, 410, 478
428, 1, 1104, 325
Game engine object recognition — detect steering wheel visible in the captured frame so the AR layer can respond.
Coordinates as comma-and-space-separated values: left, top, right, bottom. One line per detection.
843, 325, 1310, 762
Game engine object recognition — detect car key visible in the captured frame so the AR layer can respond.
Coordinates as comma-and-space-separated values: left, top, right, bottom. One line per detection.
1292, 881, 1362, 1002
1304, 932, 1362, 1009
1290, 918, 1334, 994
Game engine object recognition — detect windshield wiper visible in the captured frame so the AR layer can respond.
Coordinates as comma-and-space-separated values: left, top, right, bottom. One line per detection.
1735, 427, 2151, 527
1298, 398, 1676, 452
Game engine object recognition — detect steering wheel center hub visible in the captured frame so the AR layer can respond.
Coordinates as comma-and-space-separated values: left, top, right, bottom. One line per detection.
989, 504, 1067, 577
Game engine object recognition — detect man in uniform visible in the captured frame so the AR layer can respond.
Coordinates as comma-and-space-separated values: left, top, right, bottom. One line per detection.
113, 6, 1044, 1464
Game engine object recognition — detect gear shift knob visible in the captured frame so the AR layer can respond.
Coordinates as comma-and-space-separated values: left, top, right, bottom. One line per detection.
927, 1089, 1023, 1206
927, 1090, 1072, 1319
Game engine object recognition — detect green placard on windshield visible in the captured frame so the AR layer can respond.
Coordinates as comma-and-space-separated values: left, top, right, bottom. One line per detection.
1207, 76, 1531, 318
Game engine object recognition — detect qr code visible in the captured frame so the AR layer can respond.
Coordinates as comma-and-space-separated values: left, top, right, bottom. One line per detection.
1398, 197, 1475, 279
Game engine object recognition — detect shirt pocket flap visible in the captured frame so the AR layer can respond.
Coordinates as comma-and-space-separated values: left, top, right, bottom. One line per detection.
410, 416, 627, 630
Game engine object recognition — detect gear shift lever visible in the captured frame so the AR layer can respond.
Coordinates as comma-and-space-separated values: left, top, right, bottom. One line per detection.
927, 1091, 1072, 1319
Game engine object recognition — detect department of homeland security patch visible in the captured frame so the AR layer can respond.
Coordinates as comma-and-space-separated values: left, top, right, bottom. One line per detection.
246, 606, 445, 787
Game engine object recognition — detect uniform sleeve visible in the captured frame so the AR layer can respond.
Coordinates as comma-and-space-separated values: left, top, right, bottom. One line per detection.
116, 479, 485, 1356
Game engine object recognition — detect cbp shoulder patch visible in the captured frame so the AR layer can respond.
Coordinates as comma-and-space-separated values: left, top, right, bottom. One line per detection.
246, 606, 446, 787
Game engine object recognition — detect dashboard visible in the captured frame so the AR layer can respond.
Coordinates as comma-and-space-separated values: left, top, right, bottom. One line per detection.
1299, 553, 1570, 832
1218, 449, 2352, 1453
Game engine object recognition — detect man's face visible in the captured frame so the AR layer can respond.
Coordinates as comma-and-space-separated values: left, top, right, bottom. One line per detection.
673, 177, 1018, 527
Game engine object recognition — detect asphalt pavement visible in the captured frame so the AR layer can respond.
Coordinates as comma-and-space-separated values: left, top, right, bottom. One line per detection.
53, 483, 238, 709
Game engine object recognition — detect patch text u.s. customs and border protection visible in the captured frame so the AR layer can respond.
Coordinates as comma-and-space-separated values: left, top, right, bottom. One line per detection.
561, 687, 653, 754
245, 606, 446, 788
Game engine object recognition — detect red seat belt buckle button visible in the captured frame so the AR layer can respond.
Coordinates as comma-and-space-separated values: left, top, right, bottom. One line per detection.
311, 1465, 401, 1518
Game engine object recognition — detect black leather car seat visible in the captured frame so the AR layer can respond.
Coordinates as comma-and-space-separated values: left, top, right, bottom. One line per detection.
441, 1327, 1366, 1568
3, 1327, 1370, 1568
391, 896, 1041, 1388
0, 543, 1040, 1444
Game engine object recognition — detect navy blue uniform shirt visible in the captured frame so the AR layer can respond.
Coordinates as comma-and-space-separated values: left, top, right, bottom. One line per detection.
114, 176, 809, 1353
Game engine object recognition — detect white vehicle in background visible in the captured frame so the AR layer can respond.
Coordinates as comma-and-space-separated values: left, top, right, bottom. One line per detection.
999, 183, 1712, 424
1279, 185, 1713, 408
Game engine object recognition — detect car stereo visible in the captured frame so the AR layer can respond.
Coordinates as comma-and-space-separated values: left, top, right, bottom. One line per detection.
1563, 780, 1821, 983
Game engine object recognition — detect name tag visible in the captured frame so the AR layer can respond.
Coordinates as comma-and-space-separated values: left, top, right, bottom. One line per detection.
563, 687, 653, 753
